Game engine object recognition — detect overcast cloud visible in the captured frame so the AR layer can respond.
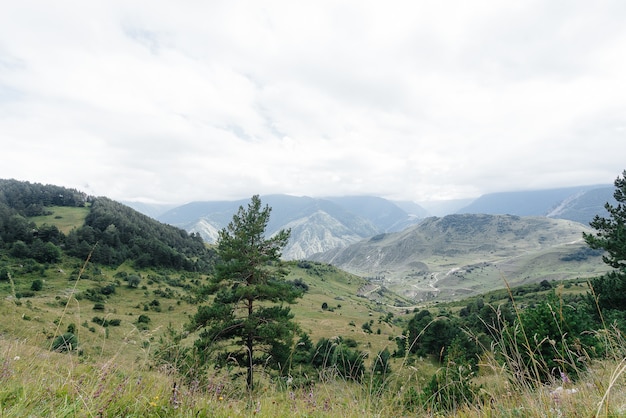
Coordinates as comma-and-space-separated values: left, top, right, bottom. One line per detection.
1, 1, 625, 204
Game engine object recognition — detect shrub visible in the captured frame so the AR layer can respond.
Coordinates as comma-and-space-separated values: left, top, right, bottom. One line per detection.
419, 361, 480, 413
31, 279, 43, 291
100, 284, 116, 295
137, 314, 151, 324
51, 332, 78, 352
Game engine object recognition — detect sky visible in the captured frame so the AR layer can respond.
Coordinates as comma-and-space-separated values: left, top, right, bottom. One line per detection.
1, 1, 626, 205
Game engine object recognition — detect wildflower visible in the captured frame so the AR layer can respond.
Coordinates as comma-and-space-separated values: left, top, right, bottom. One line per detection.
219, 396, 224, 401
13, 356, 20, 361
560, 371, 571, 385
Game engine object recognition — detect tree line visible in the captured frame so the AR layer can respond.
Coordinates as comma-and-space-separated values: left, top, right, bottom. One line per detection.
0, 179, 215, 272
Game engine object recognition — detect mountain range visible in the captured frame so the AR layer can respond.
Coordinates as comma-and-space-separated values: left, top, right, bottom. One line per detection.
155, 195, 421, 259
125, 184, 616, 260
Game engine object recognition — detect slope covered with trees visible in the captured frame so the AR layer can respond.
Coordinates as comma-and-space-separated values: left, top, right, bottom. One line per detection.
0, 179, 215, 272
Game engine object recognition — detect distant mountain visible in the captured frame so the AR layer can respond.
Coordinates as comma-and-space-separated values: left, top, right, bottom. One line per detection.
157, 195, 424, 259
544, 186, 615, 224
457, 185, 615, 224
311, 213, 609, 301
324, 196, 427, 232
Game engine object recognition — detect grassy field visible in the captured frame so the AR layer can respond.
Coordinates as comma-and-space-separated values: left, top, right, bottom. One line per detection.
2, 300, 626, 416
30, 206, 90, 234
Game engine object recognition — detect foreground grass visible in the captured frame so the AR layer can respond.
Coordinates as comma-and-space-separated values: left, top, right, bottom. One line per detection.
2, 334, 626, 417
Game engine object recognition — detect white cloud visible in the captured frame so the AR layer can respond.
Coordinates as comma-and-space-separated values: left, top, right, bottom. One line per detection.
1, 1, 625, 204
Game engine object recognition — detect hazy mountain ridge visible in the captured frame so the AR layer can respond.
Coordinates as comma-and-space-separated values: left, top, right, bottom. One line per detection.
124, 184, 619, 262
156, 195, 422, 259
457, 184, 615, 222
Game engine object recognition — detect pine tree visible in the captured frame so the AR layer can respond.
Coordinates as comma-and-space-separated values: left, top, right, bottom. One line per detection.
583, 170, 626, 315
583, 169, 626, 270
191, 195, 302, 390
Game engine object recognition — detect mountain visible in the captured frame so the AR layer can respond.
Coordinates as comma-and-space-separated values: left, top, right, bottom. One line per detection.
324, 196, 427, 232
544, 186, 615, 224
311, 213, 609, 301
158, 195, 424, 259
456, 185, 614, 224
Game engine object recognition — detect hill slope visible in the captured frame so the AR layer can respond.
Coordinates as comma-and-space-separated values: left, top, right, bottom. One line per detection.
311, 214, 609, 301
0, 179, 215, 272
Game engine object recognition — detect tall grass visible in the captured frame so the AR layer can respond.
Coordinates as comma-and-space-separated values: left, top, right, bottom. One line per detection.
3, 321, 626, 416
3, 262, 626, 416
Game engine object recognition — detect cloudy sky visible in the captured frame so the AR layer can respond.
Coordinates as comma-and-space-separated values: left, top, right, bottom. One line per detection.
1, 1, 625, 204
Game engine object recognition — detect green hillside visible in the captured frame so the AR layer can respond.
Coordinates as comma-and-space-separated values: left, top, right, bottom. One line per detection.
2, 177, 626, 416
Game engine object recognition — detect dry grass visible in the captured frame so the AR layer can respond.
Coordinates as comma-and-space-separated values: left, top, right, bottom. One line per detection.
3, 332, 626, 417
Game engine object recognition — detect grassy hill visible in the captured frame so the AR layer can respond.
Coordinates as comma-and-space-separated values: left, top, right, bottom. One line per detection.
3, 252, 626, 416
313, 214, 610, 301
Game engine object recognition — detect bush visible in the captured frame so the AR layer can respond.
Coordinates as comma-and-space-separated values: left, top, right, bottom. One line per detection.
100, 284, 116, 295
419, 361, 480, 413
31, 279, 43, 291
51, 332, 78, 352
137, 314, 151, 324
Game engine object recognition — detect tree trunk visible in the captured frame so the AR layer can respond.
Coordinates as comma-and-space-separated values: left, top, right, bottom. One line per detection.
246, 297, 254, 391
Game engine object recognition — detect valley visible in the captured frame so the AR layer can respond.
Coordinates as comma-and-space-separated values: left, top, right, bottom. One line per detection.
312, 215, 610, 301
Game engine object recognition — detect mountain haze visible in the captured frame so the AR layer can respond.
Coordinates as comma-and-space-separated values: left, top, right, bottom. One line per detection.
157, 195, 424, 259
457, 185, 614, 223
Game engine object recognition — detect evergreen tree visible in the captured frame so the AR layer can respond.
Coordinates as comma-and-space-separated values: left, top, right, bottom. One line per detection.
583, 170, 626, 315
583, 169, 626, 270
191, 195, 302, 391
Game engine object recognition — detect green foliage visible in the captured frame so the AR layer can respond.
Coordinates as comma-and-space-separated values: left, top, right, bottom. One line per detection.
191, 195, 302, 390
419, 359, 480, 413
66, 197, 214, 270
0, 179, 87, 212
92, 317, 121, 327
51, 332, 78, 352
399, 309, 462, 361
30, 279, 43, 291
503, 291, 599, 383
583, 170, 626, 321
584, 170, 626, 270
127, 274, 141, 288
310, 337, 365, 382
137, 314, 151, 324
371, 348, 391, 380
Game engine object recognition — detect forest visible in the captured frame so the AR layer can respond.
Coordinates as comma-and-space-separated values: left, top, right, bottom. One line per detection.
0, 179, 215, 272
